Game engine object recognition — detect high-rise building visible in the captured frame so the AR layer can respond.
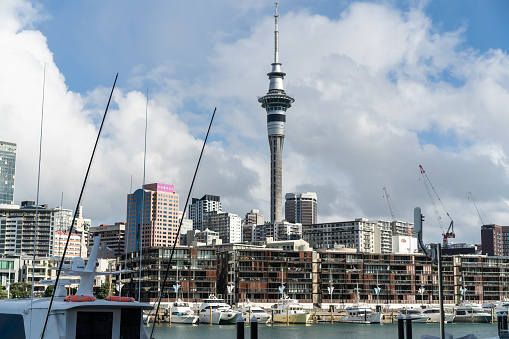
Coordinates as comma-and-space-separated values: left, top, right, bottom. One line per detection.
0, 141, 17, 205
0, 201, 55, 257
203, 211, 242, 243
125, 183, 180, 252
481, 224, 509, 256
258, 3, 294, 224
89, 222, 126, 256
244, 209, 264, 226
188, 194, 222, 231
285, 192, 317, 225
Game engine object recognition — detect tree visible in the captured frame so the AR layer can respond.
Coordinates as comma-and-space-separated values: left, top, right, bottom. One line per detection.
94, 282, 112, 300
44, 285, 54, 297
0, 287, 7, 300
10, 282, 31, 298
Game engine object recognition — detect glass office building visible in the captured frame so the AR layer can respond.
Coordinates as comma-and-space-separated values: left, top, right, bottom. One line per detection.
0, 141, 16, 205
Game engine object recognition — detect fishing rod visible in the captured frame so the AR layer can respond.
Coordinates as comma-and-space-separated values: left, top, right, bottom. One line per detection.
40, 73, 118, 339
150, 107, 216, 339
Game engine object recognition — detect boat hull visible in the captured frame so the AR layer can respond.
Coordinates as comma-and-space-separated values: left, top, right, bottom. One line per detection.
339, 313, 382, 324
272, 313, 310, 324
199, 310, 241, 324
171, 314, 199, 324
453, 315, 492, 323
242, 314, 271, 323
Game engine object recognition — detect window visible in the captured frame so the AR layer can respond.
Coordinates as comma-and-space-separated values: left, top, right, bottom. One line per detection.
120, 308, 141, 339
76, 312, 113, 339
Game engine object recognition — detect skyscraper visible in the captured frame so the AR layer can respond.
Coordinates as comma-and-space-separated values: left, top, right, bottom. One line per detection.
285, 192, 317, 225
0, 141, 17, 205
258, 2, 294, 224
125, 183, 180, 252
188, 194, 222, 231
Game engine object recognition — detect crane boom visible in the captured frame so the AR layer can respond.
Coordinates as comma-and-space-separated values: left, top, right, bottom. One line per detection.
419, 165, 455, 247
468, 191, 488, 225
383, 187, 399, 222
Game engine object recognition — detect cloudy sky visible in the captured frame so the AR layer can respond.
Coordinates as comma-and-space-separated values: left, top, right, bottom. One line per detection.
2, 0, 509, 245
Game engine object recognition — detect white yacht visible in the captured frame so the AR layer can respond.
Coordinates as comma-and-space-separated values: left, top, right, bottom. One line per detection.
454, 304, 492, 323
271, 296, 310, 324
170, 299, 199, 324
198, 295, 241, 324
421, 307, 455, 323
399, 308, 429, 323
0, 235, 152, 339
237, 300, 271, 323
339, 306, 382, 324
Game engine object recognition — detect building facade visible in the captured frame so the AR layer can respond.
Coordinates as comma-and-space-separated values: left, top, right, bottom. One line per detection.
203, 211, 242, 244
244, 209, 264, 226
285, 192, 317, 225
53, 231, 81, 257
126, 183, 180, 252
188, 194, 222, 231
481, 224, 509, 256
89, 222, 126, 256
258, 3, 295, 225
0, 201, 56, 257
118, 246, 217, 302
0, 140, 16, 205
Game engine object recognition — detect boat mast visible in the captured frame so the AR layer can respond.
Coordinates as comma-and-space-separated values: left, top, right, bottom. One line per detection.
30, 62, 46, 339
138, 89, 149, 302
40, 73, 118, 339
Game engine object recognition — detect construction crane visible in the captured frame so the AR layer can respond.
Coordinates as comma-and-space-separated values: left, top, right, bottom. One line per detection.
419, 165, 455, 248
383, 187, 399, 221
468, 191, 489, 225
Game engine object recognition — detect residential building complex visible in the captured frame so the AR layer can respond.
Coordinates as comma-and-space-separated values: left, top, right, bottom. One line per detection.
302, 218, 416, 254
126, 183, 180, 252
118, 246, 217, 302
188, 194, 221, 231
0, 140, 16, 205
258, 3, 294, 224
285, 192, 317, 225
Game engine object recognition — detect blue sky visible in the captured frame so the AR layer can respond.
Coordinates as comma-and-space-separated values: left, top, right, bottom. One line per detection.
2, 0, 509, 245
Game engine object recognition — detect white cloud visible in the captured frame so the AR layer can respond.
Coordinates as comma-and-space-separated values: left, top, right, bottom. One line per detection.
3, 0, 509, 246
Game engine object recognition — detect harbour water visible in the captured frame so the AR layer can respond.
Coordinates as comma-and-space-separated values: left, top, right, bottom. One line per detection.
147, 322, 500, 338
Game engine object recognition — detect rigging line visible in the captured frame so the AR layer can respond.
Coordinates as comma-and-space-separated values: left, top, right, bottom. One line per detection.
30, 62, 46, 339
139, 89, 149, 301
150, 107, 216, 339
40, 73, 118, 339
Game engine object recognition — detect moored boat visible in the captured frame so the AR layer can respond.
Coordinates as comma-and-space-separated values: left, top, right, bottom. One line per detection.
421, 307, 455, 323
271, 297, 310, 324
237, 299, 271, 323
399, 308, 429, 323
198, 295, 241, 324
170, 299, 199, 324
454, 304, 492, 323
339, 306, 382, 324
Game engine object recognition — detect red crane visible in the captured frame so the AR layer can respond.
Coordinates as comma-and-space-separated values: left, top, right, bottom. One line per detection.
419, 165, 455, 247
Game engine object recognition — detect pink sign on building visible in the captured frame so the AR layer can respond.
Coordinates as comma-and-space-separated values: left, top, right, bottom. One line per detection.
156, 183, 175, 193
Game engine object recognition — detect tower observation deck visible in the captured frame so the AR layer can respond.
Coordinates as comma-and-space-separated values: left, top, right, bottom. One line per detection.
258, 1, 295, 224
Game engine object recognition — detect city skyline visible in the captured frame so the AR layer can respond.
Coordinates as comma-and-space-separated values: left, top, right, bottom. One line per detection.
2, 1, 509, 245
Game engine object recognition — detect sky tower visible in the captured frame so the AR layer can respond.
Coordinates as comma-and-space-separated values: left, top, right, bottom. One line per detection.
258, 1, 295, 224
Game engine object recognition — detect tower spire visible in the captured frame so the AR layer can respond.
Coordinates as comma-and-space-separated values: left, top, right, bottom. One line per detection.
274, 1, 279, 64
